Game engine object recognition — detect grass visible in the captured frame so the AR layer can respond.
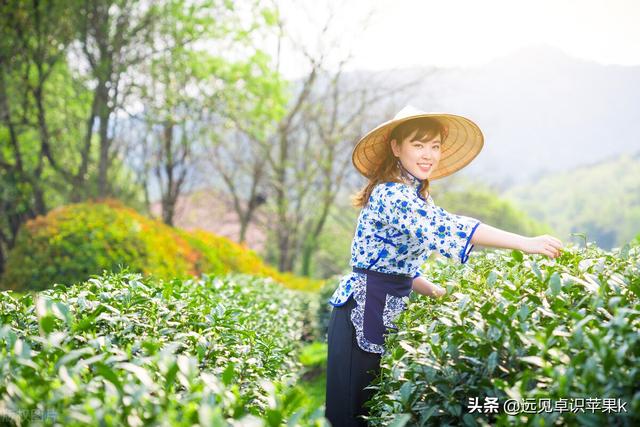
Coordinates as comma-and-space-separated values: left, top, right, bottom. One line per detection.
296, 341, 328, 414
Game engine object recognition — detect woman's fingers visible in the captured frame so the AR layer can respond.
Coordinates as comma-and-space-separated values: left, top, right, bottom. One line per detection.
545, 235, 563, 250
547, 241, 561, 254
543, 243, 559, 258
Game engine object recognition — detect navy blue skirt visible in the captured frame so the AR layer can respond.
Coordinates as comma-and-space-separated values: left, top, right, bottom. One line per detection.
325, 294, 381, 426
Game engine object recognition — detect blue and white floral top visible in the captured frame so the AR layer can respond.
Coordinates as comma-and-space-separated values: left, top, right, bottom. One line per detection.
328, 171, 482, 307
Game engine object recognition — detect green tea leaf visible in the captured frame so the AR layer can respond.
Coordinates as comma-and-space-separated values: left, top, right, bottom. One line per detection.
40, 315, 57, 334
222, 362, 235, 386
548, 272, 562, 295
511, 250, 523, 262
519, 355, 546, 368
389, 413, 412, 427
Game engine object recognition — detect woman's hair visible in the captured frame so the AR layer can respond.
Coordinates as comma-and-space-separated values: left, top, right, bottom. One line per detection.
350, 117, 447, 209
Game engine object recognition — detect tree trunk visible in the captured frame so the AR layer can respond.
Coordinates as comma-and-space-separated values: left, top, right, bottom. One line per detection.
97, 80, 112, 198
161, 121, 175, 226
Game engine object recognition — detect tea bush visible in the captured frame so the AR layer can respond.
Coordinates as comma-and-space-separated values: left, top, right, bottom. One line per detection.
366, 242, 640, 426
0, 269, 328, 425
315, 274, 344, 343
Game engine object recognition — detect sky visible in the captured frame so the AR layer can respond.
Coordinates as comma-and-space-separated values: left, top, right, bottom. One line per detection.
272, 0, 640, 79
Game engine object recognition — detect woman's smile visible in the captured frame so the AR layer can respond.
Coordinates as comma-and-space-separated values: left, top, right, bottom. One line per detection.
417, 162, 432, 172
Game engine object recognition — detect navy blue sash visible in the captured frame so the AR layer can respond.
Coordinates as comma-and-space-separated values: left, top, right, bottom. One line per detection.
352, 267, 413, 345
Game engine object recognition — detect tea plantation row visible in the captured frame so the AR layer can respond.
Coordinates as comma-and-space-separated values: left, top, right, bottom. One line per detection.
0, 270, 326, 426
2, 241, 638, 426
366, 242, 640, 426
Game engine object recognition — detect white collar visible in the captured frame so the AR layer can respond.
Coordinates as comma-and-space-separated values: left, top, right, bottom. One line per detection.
398, 164, 422, 190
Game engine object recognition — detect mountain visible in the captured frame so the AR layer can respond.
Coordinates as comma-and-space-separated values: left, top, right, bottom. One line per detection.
502, 151, 640, 250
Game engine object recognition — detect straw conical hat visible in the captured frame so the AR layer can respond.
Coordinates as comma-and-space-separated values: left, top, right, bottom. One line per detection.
352, 105, 484, 180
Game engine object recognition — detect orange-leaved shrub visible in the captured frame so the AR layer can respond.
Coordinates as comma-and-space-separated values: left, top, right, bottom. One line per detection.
0, 199, 324, 292
177, 229, 325, 291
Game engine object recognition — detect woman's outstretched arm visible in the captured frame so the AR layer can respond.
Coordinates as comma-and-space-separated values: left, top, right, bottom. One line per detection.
412, 224, 563, 300
470, 223, 563, 259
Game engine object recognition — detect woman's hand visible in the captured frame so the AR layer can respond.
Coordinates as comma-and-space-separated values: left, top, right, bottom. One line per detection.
522, 235, 563, 258
431, 285, 446, 298
412, 276, 446, 298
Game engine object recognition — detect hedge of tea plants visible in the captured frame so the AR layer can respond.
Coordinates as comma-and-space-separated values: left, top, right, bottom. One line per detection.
0, 199, 324, 293
366, 241, 640, 426
0, 269, 328, 426
314, 274, 344, 344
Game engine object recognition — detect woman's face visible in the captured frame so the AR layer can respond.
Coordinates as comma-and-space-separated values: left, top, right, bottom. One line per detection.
390, 129, 442, 180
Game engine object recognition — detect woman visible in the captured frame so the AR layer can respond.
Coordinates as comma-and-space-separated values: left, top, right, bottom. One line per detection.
324, 105, 563, 426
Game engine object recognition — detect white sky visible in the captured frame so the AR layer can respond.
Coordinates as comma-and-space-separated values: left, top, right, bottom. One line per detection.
273, 0, 640, 79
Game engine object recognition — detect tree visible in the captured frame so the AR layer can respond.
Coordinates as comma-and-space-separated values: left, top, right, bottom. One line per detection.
216, 1, 423, 274
130, 0, 285, 226
0, 0, 79, 273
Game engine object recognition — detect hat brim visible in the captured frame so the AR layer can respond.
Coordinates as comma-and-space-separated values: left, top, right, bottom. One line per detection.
352, 112, 484, 180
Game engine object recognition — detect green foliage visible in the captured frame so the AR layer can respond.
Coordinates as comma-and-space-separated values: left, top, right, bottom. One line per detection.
504, 152, 640, 250
312, 202, 360, 279
299, 342, 327, 368
292, 341, 328, 423
145, 0, 288, 143
0, 199, 196, 292
0, 269, 328, 425
1, 0, 289, 282
315, 274, 344, 344
433, 180, 553, 237
0, 199, 325, 294
365, 243, 640, 426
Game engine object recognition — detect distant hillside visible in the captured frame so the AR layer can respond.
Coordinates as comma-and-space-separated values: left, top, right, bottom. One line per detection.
502, 152, 640, 250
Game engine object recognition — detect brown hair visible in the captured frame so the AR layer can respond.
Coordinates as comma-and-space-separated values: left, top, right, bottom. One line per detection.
350, 117, 447, 209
